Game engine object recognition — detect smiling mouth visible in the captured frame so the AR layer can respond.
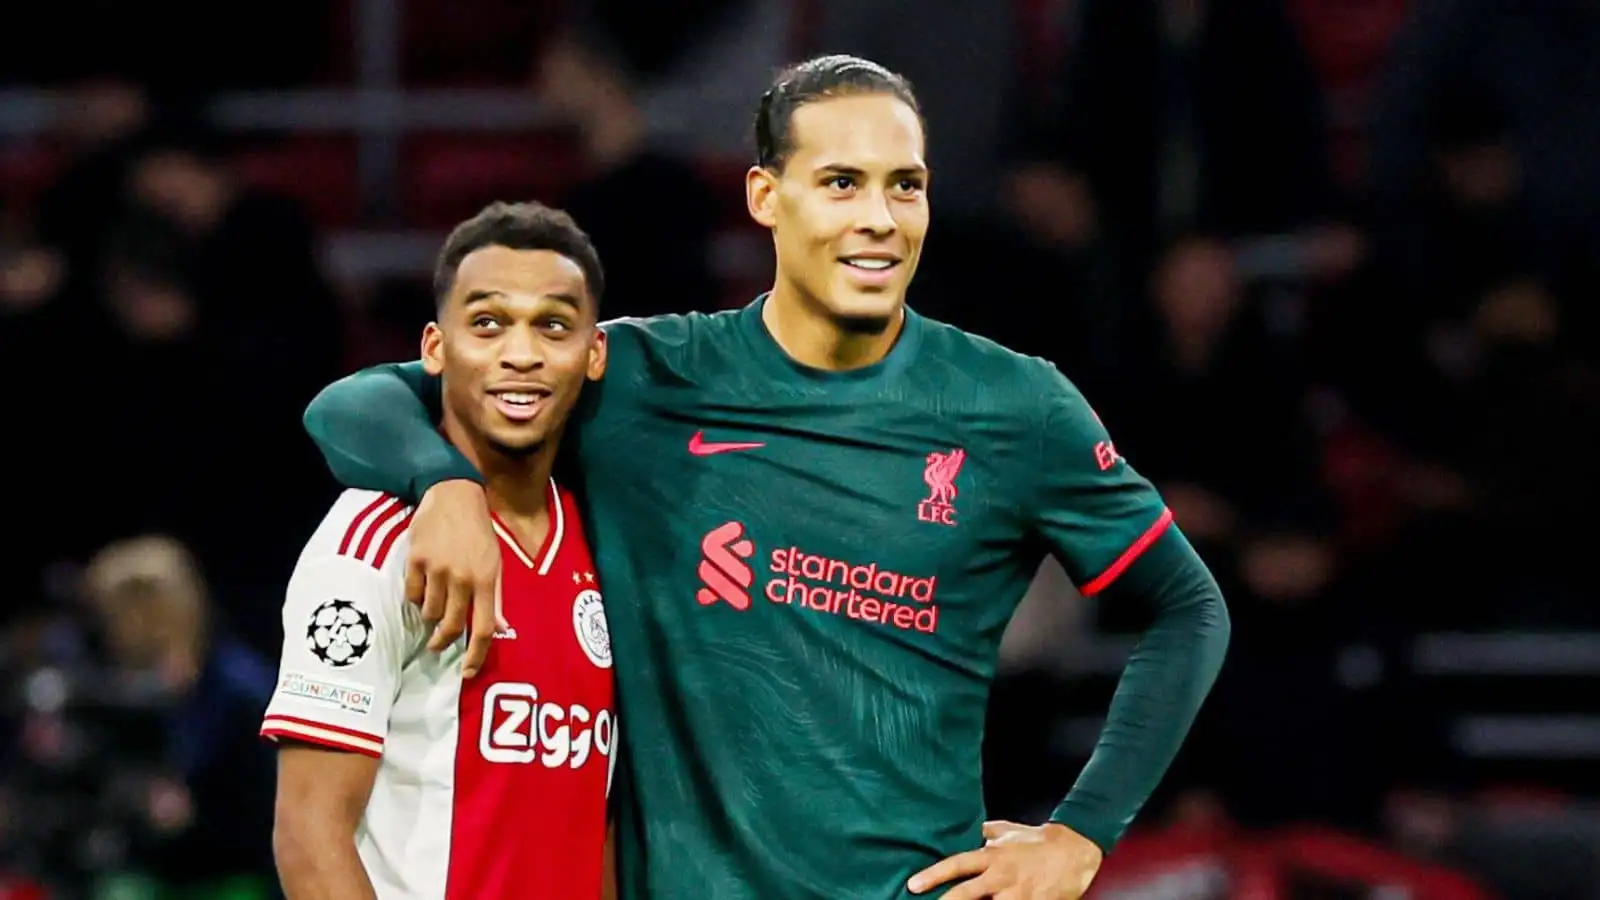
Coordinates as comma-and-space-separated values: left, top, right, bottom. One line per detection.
488, 387, 552, 422
839, 257, 901, 272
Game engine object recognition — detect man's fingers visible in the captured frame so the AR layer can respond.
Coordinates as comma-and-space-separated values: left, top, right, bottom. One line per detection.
420, 567, 448, 625
428, 578, 470, 652
940, 870, 1006, 900
461, 579, 499, 679
404, 560, 427, 608
982, 820, 1024, 843
908, 849, 989, 894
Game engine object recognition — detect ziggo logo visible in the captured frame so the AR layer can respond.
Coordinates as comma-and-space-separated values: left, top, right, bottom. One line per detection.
478, 682, 614, 768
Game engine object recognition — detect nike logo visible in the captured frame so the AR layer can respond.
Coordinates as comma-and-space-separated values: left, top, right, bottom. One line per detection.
688, 431, 765, 456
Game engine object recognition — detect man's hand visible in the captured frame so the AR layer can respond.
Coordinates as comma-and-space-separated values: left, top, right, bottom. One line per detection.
405, 480, 503, 677
908, 821, 1104, 899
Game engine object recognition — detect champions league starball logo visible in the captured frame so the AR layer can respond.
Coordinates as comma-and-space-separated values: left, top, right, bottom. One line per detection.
306, 598, 374, 668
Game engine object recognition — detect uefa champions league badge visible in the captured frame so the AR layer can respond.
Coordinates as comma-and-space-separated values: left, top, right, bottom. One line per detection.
307, 597, 375, 668
572, 589, 611, 669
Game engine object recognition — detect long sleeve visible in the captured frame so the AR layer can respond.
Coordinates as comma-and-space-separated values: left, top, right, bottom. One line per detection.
1048, 528, 1230, 851
1025, 364, 1230, 852
301, 361, 480, 502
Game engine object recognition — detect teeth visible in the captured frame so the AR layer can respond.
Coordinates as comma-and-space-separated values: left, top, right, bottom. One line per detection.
498, 392, 538, 405
845, 258, 894, 270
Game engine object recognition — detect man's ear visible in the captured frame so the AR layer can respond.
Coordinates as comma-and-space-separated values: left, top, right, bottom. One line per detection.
586, 328, 608, 382
421, 322, 445, 376
746, 166, 778, 229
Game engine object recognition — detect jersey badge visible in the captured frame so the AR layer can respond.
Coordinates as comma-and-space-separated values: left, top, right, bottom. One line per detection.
918, 448, 966, 527
573, 589, 612, 668
306, 598, 374, 668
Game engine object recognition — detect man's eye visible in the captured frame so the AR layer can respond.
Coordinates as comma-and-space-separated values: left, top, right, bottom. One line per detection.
828, 175, 855, 190
472, 316, 498, 328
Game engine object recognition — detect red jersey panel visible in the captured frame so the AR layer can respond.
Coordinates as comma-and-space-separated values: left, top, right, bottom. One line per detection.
449, 483, 615, 900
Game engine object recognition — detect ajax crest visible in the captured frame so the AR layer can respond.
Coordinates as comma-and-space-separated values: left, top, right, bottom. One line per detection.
572, 589, 611, 668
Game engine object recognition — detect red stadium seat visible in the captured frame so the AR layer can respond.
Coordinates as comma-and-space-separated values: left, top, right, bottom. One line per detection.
233, 137, 362, 227
399, 132, 583, 228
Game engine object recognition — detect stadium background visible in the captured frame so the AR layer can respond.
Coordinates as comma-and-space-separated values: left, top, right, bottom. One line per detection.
2, 0, 1598, 897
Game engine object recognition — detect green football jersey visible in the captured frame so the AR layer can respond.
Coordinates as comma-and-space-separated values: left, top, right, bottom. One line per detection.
562, 299, 1171, 899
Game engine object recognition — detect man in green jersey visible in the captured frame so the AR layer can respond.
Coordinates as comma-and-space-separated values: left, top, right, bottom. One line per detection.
302, 55, 1230, 899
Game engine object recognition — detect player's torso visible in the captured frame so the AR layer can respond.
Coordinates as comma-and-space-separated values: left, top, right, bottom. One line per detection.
574, 306, 1042, 899
373, 482, 615, 900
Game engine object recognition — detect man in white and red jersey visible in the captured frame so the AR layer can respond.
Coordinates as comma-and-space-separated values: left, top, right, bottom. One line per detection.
262, 201, 615, 900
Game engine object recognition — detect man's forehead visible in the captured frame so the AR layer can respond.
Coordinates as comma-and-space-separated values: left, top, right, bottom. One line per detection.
788, 94, 926, 169
455, 246, 588, 301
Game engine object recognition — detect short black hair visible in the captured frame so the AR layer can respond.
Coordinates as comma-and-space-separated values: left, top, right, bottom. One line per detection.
754, 54, 922, 172
433, 201, 605, 312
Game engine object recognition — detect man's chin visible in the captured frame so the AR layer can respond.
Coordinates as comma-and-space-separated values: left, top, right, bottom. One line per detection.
484, 426, 548, 460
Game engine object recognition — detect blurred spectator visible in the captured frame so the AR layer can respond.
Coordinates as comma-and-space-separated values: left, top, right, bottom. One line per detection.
1014, 0, 1340, 373
90, 131, 344, 635
0, 536, 276, 899
80, 536, 278, 898
534, 29, 720, 317
1369, 0, 1600, 355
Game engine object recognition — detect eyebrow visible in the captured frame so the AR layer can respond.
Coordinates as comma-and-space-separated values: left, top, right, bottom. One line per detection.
815, 163, 928, 178
463, 289, 585, 311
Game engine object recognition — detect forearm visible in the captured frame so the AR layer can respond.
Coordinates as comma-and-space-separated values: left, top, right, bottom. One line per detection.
274, 825, 379, 900
1051, 527, 1230, 852
302, 361, 479, 501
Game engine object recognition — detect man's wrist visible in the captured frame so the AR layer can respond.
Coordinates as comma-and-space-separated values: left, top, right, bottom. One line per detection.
1047, 805, 1118, 856
409, 466, 483, 503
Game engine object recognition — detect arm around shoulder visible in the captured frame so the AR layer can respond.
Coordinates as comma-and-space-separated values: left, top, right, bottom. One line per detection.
302, 361, 481, 501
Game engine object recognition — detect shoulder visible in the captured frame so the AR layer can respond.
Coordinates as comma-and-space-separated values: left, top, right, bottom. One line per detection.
600, 308, 743, 353
296, 489, 415, 579
283, 491, 414, 637
915, 314, 1083, 415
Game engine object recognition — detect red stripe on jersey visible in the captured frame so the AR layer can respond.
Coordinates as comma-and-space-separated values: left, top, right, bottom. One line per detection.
264, 714, 383, 743
354, 500, 407, 562
1080, 507, 1175, 597
373, 510, 413, 569
261, 716, 384, 758
338, 495, 393, 556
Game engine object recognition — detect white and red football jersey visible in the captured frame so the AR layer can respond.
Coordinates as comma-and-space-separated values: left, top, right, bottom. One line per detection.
261, 480, 615, 900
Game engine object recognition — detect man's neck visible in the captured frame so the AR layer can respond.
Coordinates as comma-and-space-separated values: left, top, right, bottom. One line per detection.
762, 283, 904, 371
441, 416, 557, 547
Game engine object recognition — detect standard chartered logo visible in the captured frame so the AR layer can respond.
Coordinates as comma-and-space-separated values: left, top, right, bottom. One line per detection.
695, 521, 943, 633
479, 682, 613, 768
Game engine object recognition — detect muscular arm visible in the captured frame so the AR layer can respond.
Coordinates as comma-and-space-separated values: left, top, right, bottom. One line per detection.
302, 361, 478, 502
273, 744, 383, 900
1026, 369, 1230, 852
1050, 527, 1230, 851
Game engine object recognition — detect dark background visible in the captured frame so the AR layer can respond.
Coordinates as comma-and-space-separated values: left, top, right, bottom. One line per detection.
2, 1, 1598, 897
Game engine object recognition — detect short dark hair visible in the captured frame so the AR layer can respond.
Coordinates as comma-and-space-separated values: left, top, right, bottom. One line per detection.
433, 201, 605, 312
753, 54, 922, 171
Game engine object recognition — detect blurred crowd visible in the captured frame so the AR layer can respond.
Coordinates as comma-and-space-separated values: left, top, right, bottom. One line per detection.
2, 0, 1599, 897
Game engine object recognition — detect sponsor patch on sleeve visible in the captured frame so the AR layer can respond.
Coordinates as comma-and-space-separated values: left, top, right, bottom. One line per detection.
275, 669, 376, 716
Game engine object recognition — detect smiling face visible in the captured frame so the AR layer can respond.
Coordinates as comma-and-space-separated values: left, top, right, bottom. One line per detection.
422, 245, 607, 460
747, 92, 930, 331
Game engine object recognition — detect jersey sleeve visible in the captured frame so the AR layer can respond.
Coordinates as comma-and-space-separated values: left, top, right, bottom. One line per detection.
302, 361, 479, 502
1028, 367, 1173, 596
260, 555, 412, 757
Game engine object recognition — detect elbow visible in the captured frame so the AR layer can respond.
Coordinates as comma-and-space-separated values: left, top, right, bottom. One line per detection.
301, 376, 346, 439
1210, 589, 1232, 656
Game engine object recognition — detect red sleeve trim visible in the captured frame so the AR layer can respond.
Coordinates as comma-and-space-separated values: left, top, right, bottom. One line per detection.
260, 715, 384, 758
337, 494, 412, 569
1079, 507, 1174, 597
